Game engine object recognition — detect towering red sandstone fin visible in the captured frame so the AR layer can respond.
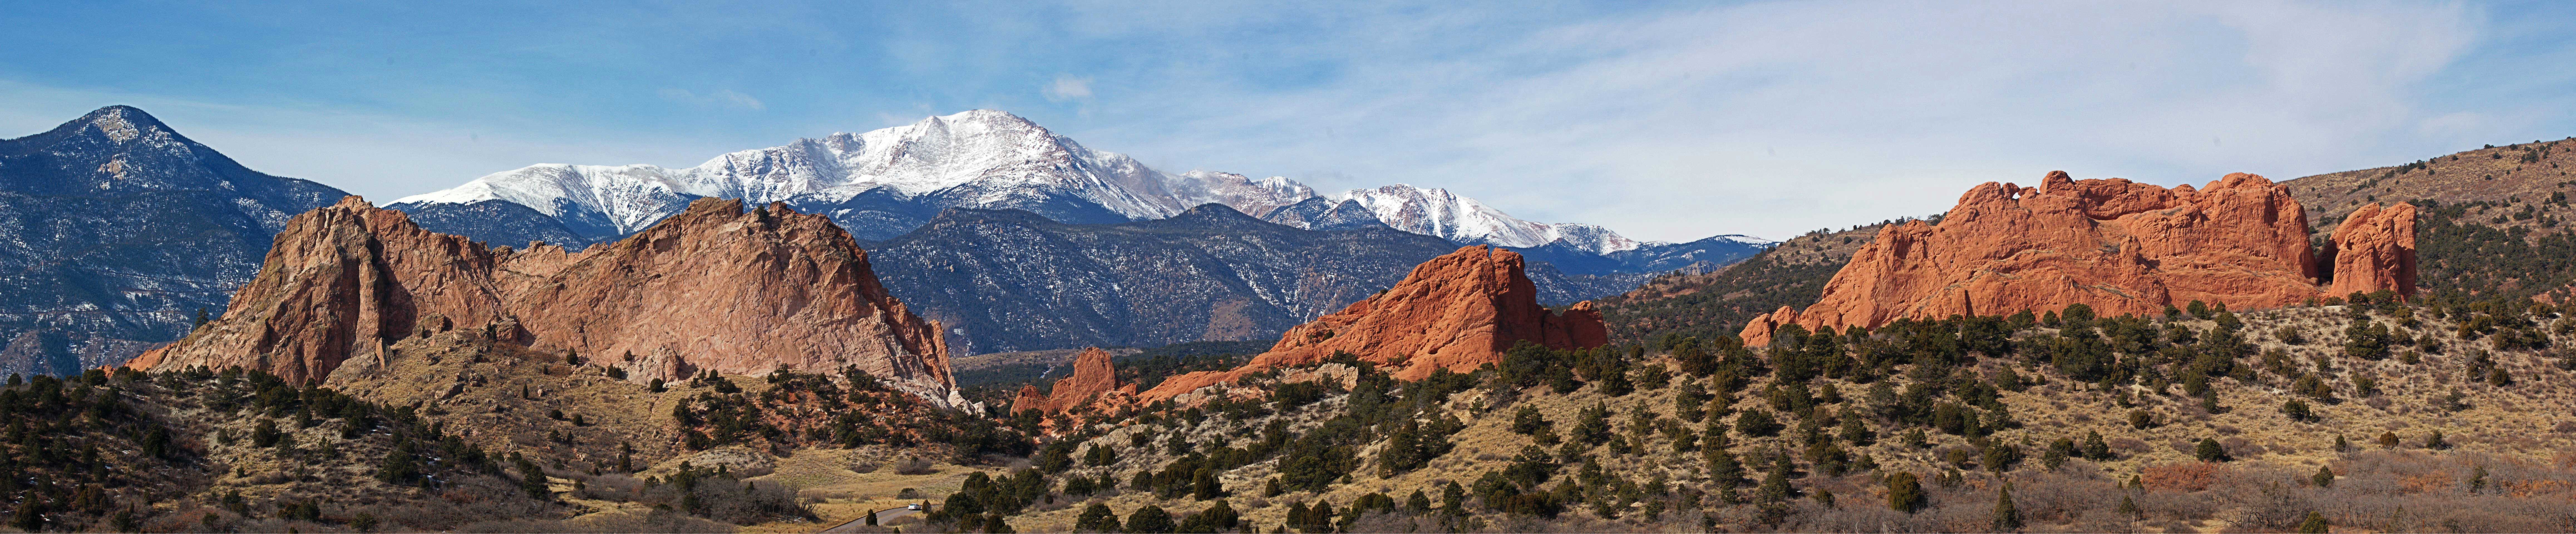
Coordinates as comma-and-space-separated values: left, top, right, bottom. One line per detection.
2326, 203, 2420, 299
1741, 171, 2412, 345
129, 196, 966, 406
1016, 347, 1124, 416
1133, 245, 1609, 405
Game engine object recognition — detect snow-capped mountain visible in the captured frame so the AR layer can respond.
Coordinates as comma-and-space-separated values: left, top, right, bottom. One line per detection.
390, 109, 1745, 266
1161, 170, 1315, 220
391, 110, 1188, 243
1260, 184, 1638, 255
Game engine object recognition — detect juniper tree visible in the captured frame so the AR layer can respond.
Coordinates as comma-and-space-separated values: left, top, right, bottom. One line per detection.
1991, 485, 2022, 531
2195, 438, 2230, 462
2297, 511, 2329, 534
1885, 472, 1926, 513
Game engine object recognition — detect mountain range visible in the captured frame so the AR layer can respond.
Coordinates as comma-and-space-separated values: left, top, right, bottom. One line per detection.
0, 106, 347, 376
0, 107, 1768, 372
857, 204, 1648, 354
385, 110, 1771, 270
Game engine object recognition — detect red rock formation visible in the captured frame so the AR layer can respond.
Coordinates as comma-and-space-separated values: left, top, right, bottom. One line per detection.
125, 197, 965, 406
1013, 347, 1127, 416
1009, 385, 1047, 414
1738, 306, 1802, 347
2326, 203, 2419, 298
1742, 172, 2413, 345
1133, 246, 1609, 404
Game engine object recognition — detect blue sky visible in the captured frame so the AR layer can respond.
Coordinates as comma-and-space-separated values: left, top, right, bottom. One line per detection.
3, 1, 2572, 241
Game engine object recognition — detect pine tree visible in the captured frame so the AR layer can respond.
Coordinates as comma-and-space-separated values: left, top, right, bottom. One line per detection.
2195, 438, 2230, 462
2312, 465, 2335, 488
1191, 468, 1222, 500
1838, 412, 1875, 445
2116, 495, 2141, 518
1756, 453, 1797, 503
2425, 430, 2450, 450
1075, 503, 1120, 533
1708, 450, 1747, 490
1885, 472, 1926, 513
2297, 511, 2329, 534
517, 458, 550, 498
11, 491, 43, 532
1991, 485, 2022, 531
1124, 504, 1175, 534
2083, 430, 2112, 460
1441, 481, 1466, 515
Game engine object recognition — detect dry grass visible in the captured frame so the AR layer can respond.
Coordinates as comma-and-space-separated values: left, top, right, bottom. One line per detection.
1002, 303, 2576, 532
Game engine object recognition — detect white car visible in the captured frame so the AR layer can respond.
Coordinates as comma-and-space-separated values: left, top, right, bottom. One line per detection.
906, 504, 923, 511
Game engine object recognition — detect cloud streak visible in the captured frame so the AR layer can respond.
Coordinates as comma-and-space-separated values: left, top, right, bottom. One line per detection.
1042, 74, 1093, 102
1041, 1, 2543, 241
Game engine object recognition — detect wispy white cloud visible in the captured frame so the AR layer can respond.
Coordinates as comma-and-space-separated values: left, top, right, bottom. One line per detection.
1039, 1, 2536, 241
3, 1, 2565, 243
1042, 74, 1094, 102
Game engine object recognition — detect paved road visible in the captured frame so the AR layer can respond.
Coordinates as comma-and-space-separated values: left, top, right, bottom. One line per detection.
820, 505, 925, 533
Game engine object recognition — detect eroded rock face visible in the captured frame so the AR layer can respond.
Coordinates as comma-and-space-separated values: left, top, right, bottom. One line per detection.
1013, 347, 1126, 415
2326, 202, 2419, 298
1134, 246, 1609, 404
1742, 172, 2413, 345
125, 197, 963, 406
1010, 385, 1047, 414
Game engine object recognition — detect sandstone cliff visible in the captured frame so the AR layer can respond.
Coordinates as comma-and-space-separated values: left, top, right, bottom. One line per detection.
1741, 172, 2415, 346
2326, 202, 2420, 298
1134, 246, 1609, 404
1012, 347, 1129, 415
125, 196, 963, 406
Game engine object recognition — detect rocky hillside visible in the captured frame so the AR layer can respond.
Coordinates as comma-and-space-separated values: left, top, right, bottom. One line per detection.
127, 196, 964, 406
2283, 138, 2576, 302
859, 205, 1648, 356
0, 106, 347, 377
1594, 224, 1889, 346
1741, 171, 2415, 346
978, 298, 2576, 534
2286, 137, 2575, 227
1134, 245, 1610, 406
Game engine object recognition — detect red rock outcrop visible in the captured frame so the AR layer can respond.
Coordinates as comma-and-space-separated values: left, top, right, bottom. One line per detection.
1133, 245, 1609, 404
125, 196, 965, 406
1013, 347, 1128, 415
1742, 172, 2414, 346
2325, 202, 2419, 298
1009, 385, 1047, 414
